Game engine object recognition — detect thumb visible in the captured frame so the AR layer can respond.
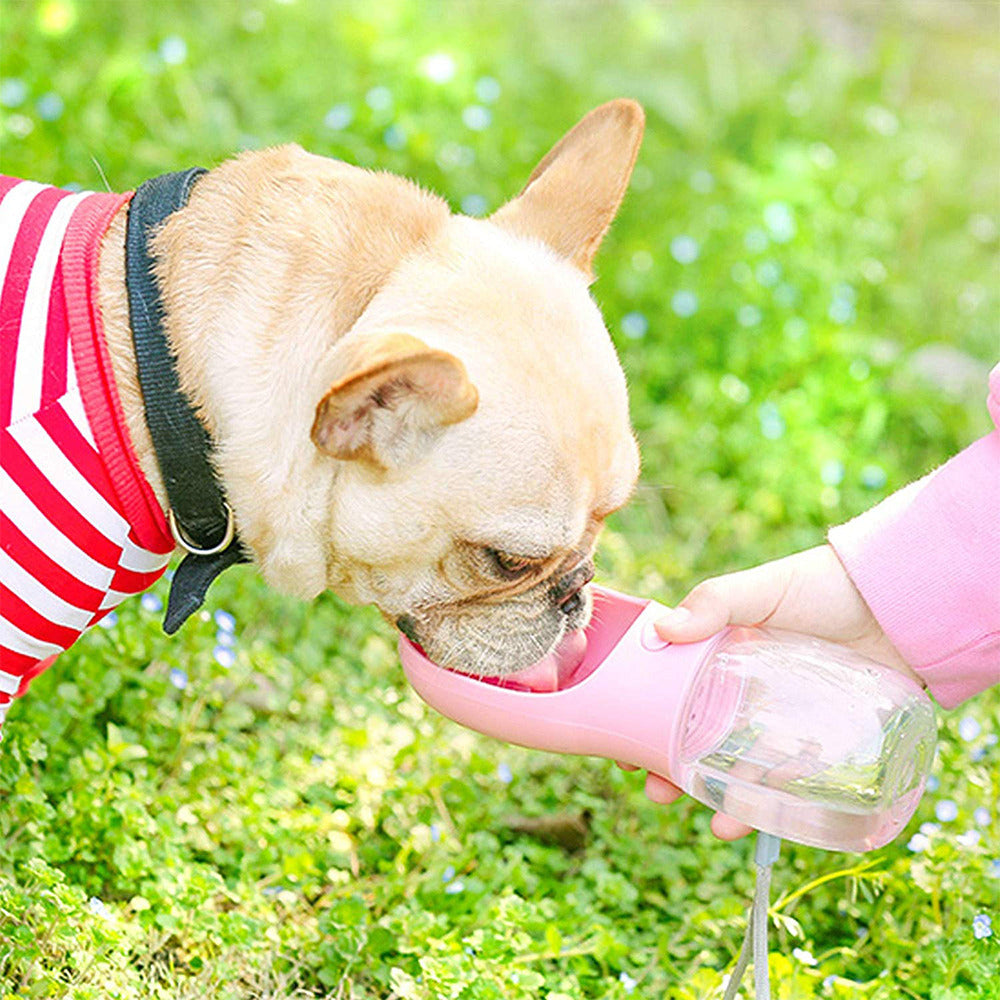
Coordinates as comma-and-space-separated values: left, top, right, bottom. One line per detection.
654, 587, 731, 643
655, 561, 793, 644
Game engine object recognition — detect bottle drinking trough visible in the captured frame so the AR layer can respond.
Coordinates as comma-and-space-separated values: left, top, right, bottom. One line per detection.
399, 585, 937, 852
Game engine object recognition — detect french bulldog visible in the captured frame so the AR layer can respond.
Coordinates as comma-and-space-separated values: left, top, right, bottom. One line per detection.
96, 100, 644, 677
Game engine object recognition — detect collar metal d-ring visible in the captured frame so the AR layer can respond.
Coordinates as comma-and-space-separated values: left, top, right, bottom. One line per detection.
168, 503, 236, 556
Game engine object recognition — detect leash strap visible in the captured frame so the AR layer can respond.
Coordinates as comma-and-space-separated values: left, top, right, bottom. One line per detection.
723, 832, 781, 1000
124, 168, 249, 633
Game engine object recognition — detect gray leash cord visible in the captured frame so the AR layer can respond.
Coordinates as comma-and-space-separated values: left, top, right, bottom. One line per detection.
722, 832, 782, 1000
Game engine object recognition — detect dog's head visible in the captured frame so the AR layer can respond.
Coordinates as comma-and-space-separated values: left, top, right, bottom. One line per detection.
156, 101, 643, 675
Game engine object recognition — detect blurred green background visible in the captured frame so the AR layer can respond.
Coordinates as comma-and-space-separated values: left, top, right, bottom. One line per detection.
1, 1, 997, 998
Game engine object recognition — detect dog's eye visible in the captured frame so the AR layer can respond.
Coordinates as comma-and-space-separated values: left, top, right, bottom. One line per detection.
487, 548, 541, 579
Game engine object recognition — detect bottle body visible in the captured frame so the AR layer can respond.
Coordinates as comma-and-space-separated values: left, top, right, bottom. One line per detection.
673, 628, 937, 852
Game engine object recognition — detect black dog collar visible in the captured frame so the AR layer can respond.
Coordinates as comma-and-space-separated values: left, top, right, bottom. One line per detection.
124, 168, 249, 634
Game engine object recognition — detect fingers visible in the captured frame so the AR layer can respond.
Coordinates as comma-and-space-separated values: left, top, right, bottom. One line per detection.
710, 812, 754, 840
642, 771, 752, 840
654, 555, 800, 643
653, 588, 730, 643
643, 772, 684, 804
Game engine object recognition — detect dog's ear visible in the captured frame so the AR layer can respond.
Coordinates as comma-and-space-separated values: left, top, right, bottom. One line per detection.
490, 99, 644, 281
311, 333, 478, 469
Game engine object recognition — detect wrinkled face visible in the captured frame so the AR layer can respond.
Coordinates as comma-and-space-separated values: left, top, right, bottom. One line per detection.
192, 101, 650, 675
150, 101, 644, 675
296, 100, 646, 675
317, 215, 640, 675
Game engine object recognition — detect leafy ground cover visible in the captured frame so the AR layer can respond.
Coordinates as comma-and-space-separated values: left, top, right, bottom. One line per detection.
1, 1, 997, 997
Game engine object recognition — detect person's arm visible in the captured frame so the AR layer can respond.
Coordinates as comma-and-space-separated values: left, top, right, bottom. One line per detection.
649, 363, 1000, 837
827, 364, 1000, 707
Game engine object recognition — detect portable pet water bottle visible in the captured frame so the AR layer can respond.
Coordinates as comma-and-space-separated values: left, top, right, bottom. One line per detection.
399, 585, 938, 997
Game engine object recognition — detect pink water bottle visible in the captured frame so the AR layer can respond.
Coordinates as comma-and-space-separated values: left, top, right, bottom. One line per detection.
400, 586, 937, 852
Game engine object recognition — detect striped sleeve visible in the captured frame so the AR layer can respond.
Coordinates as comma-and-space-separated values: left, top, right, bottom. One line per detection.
0, 179, 169, 732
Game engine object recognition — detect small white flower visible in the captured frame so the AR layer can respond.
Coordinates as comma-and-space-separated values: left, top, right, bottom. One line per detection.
956, 830, 980, 848
935, 799, 958, 823
821, 460, 845, 487
958, 716, 981, 742
621, 312, 649, 339
460, 194, 487, 217
828, 298, 855, 325
756, 260, 781, 287
619, 971, 638, 993
669, 235, 699, 264
758, 402, 785, 440
420, 52, 456, 84
159, 35, 188, 66
366, 86, 392, 112
36, 93, 63, 121
719, 374, 750, 405
213, 646, 236, 669
907, 832, 930, 853
383, 124, 406, 150
324, 104, 353, 131
0, 78, 28, 108
462, 105, 491, 131
860, 464, 887, 490
671, 291, 698, 318
214, 609, 236, 633
861, 258, 887, 284
475, 76, 502, 103
763, 202, 796, 242
6, 114, 34, 138
792, 948, 817, 966
141, 593, 162, 614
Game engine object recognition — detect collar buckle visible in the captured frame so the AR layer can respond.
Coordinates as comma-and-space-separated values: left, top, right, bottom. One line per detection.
168, 503, 236, 556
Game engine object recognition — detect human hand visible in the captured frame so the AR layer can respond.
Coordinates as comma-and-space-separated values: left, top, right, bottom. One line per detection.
631, 544, 922, 840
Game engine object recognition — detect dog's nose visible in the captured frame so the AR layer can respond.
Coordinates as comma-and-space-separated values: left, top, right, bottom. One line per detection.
552, 559, 595, 614
396, 614, 420, 643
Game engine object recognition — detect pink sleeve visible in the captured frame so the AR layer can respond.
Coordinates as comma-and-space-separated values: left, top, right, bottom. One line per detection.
827, 364, 1000, 709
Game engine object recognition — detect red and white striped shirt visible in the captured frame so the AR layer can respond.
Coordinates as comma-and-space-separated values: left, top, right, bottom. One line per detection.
1, 177, 174, 732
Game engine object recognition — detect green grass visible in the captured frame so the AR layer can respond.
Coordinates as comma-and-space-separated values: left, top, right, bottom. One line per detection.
1, 1, 998, 997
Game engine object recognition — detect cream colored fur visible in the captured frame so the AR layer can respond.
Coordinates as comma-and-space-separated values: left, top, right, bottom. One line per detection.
98, 100, 644, 674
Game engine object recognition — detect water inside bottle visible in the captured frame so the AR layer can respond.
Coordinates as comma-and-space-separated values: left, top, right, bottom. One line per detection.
675, 629, 937, 852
